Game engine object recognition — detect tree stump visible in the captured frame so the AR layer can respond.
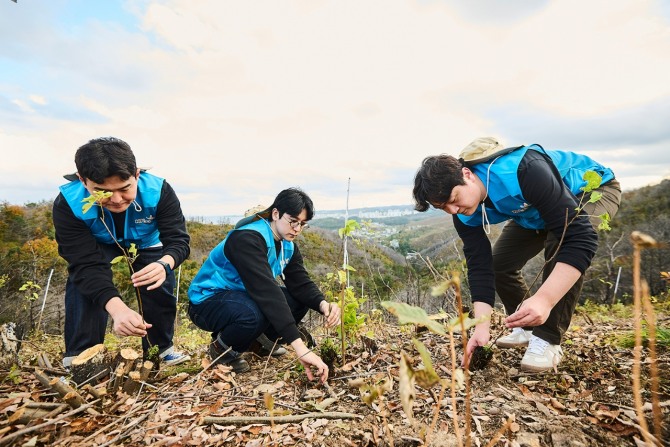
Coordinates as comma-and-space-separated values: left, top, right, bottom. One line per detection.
0, 322, 19, 369
114, 348, 140, 375
71, 344, 108, 385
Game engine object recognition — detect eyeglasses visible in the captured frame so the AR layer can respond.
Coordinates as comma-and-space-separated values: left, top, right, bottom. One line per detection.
283, 215, 310, 230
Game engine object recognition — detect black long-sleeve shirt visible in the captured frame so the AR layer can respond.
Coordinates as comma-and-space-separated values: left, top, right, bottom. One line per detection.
53, 181, 190, 308
454, 149, 600, 307
224, 230, 324, 344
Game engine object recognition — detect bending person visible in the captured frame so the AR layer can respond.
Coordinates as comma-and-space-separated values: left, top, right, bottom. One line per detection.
188, 187, 341, 382
54, 137, 191, 368
412, 137, 621, 372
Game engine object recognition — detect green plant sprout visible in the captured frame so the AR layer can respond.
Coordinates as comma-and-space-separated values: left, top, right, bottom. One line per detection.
20, 281, 42, 331
19, 281, 41, 302
81, 190, 152, 348
322, 218, 368, 365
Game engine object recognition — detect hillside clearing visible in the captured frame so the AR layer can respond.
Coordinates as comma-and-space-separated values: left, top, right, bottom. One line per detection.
1, 304, 668, 446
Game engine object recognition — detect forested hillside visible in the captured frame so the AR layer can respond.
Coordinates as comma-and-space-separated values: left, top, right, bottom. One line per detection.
1, 179, 669, 339
0, 183, 669, 447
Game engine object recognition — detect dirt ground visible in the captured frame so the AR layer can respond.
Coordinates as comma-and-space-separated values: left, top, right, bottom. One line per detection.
1, 308, 668, 447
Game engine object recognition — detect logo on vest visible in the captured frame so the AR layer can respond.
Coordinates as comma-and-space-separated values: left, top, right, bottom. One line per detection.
135, 214, 155, 224
511, 203, 531, 214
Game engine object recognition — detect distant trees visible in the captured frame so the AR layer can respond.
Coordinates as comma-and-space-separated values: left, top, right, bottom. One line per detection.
0, 179, 668, 338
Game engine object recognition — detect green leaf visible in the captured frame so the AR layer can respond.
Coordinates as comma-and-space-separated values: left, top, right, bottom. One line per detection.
381, 301, 446, 335
128, 243, 138, 258
339, 219, 361, 239
81, 199, 95, 214
587, 191, 603, 204
110, 256, 125, 265
81, 190, 112, 214
447, 314, 488, 332
337, 270, 347, 284
597, 212, 611, 231
581, 171, 603, 193
412, 339, 440, 389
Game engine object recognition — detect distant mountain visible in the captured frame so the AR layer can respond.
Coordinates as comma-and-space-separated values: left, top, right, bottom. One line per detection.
187, 204, 444, 226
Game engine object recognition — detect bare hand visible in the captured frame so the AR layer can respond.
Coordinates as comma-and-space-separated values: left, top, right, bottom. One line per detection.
319, 301, 341, 328
105, 298, 153, 337
131, 261, 167, 290
298, 350, 329, 383
462, 323, 490, 368
505, 295, 552, 328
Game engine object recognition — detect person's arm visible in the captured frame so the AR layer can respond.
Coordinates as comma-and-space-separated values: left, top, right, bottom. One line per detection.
224, 231, 304, 344
53, 193, 150, 336
505, 150, 598, 328
53, 193, 120, 306
226, 231, 333, 382
282, 245, 341, 328
131, 181, 191, 290
453, 216, 495, 364
454, 216, 496, 308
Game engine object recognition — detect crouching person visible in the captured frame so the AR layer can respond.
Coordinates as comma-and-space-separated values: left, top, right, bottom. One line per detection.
187, 188, 341, 382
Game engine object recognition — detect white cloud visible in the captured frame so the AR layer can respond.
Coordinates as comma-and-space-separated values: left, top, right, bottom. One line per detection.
1, 0, 669, 215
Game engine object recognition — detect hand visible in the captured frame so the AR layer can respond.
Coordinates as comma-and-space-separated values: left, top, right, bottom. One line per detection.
131, 260, 169, 290
462, 322, 490, 368
319, 301, 341, 328
105, 297, 153, 337
298, 350, 330, 383
291, 339, 329, 383
505, 294, 553, 328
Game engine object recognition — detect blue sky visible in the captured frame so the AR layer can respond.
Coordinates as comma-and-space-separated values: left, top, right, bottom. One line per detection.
1, 0, 669, 217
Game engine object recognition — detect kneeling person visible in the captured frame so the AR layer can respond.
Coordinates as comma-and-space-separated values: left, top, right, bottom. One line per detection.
188, 188, 340, 382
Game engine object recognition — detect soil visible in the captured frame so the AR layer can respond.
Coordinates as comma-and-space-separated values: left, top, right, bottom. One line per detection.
1, 309, 668, 446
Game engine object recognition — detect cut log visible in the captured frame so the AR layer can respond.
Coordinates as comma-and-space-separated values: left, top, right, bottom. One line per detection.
82, 383, 107, 400
139, 360, 154, 382
8, 406, 50, 425
34, 369, 98, 415
63, 391, 86, 408
115, 349, 140, 376
71, 344, 109, 385
36, 352, 53, 370
122, 371, 142, 394
0, 322, 19, 369
110, 362, 125, 394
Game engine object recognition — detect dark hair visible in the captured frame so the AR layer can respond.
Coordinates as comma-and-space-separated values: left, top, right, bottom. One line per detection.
266, 187, 315, 220
412, 154, 465, 212
74, 137, 137, 184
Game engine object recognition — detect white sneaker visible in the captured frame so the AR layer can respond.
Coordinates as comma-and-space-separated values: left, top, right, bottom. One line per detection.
495, 328, 532, 348
520, 335, 563, 372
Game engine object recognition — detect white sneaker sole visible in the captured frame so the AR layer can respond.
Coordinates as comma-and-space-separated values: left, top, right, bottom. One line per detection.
495, 339, 530, 349
163, 355, 191, 367
520, 361, 558, 372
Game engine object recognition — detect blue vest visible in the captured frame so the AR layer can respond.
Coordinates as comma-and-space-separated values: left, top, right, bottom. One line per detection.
188, 218, 295, 304
458, 145, 615, 230
59, 172, 164, 248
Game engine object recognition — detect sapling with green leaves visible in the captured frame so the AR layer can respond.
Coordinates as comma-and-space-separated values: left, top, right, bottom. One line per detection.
20, 281, 41, 330
313, 218, 368, 366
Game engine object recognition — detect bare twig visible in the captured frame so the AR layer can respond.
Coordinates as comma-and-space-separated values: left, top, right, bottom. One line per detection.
0, 400, 99, 446
202, 411, 360, 425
